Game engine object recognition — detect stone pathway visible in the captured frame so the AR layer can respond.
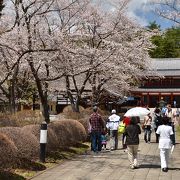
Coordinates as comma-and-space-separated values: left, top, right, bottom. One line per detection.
31, 132, 180, 180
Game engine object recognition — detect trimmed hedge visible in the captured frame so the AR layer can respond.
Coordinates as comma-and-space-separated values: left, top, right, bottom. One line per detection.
0, 132, 18, 169
0, 118, 87, 170
22, 124, 59, 152
0, 127, 39, 160
49, 119, 87, 148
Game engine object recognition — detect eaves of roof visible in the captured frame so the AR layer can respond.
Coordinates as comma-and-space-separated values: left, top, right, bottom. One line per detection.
131, 88, 180, 93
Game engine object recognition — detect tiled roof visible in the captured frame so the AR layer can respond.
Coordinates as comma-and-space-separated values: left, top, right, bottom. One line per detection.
151, 58, 180, 70
131, 87, 180, 93
149, 58, 180, 76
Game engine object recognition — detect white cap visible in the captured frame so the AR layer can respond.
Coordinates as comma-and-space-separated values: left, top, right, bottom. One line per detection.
111, 109, 116, 114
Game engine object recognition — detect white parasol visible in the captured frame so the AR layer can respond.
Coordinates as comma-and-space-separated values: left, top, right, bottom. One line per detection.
124, 107, 150, 117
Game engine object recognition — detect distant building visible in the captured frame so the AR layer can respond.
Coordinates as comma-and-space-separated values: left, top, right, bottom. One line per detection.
131, 58, 180, 108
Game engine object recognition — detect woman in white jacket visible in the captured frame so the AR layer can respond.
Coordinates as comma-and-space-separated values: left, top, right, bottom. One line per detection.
156, 117, 174, 172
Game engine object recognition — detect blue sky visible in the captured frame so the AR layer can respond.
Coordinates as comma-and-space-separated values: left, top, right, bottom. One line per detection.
126, 0, 175, 30
94, 0, 176, 30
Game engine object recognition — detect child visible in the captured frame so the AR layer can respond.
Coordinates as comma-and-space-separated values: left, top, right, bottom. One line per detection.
101, 132, 108, 150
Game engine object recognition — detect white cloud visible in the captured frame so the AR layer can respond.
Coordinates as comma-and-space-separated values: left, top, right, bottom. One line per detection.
126, 0, 151, 26
126, 11, 148, 26
95, 0, 173, 29
95, 0, 152, 26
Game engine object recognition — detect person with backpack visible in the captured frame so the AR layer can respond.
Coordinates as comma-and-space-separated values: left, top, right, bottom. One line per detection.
153, 107, 162, 143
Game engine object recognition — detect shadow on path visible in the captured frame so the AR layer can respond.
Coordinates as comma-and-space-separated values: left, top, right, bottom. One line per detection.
169, 168, 180, 171
140, 164, 160, 169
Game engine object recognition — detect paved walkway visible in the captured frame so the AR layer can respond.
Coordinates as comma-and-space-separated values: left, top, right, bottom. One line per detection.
31, 132, 180, 180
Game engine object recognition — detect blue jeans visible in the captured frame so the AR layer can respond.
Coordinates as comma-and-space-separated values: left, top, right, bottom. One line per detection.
144, 126, 151, 142
91, 131, 102, 152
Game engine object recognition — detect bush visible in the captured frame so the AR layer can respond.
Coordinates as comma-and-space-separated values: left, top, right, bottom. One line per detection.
62, 105, 85, 120
62, 105, 85, 114
22, 124, 59, 152
82, 107, 109, 117
0, 113, 17, 127
9, 110, 43, 126
48, 120, 87, 148
0, 127, 39, 160
0, 132, 18, 169
0, 110, 43, 127
78, 117, 90, 134
22, 124, 40, 140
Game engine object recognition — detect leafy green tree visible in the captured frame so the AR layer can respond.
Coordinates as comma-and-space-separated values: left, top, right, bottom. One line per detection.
149, 27, 180, 58
147, 21, 161, 30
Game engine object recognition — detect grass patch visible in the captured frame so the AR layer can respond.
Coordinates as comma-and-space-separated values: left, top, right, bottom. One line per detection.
0, 170, 26, 180
14, 169, 36, 179
13, 142, 90, 179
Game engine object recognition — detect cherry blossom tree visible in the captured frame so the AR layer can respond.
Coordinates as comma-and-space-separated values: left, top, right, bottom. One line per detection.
0, 0, 154, 118
67, 1, 154, 106
0, 0, 91, 120
148, 0, 180, 24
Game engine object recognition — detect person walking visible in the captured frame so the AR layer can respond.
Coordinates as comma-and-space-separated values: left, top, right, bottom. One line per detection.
124, 116, 141, 169
156, 117, 175, 172
153, 107, 162, 143
89, 106, 104, 153
143, 113, 152, 143
122, 116, 131, 149
101, 131, 108, 150
106, 109, 120, 150
158, 97, 167, 110
165, 104, 176, 144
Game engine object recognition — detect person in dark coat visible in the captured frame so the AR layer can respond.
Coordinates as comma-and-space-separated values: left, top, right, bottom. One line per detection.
153, 107, 162, 143
124, 116, 141, 169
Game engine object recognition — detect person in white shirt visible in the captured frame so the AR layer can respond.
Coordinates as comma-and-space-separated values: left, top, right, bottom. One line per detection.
106, 109, 120, 150
165, 104, 176, 144
156, 117, 175, 172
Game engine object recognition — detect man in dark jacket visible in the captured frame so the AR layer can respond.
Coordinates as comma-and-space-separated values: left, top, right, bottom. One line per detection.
124, 116, 141, 169
89, 106, 104, 153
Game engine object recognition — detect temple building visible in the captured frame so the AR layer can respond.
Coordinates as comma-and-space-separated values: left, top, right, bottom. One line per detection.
131, 58, 180, 108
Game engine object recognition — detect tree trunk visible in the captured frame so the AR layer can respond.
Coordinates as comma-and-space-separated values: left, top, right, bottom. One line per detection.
27, 56, 50, 123
35, 76, 49, 123
26, 17, 50, 123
